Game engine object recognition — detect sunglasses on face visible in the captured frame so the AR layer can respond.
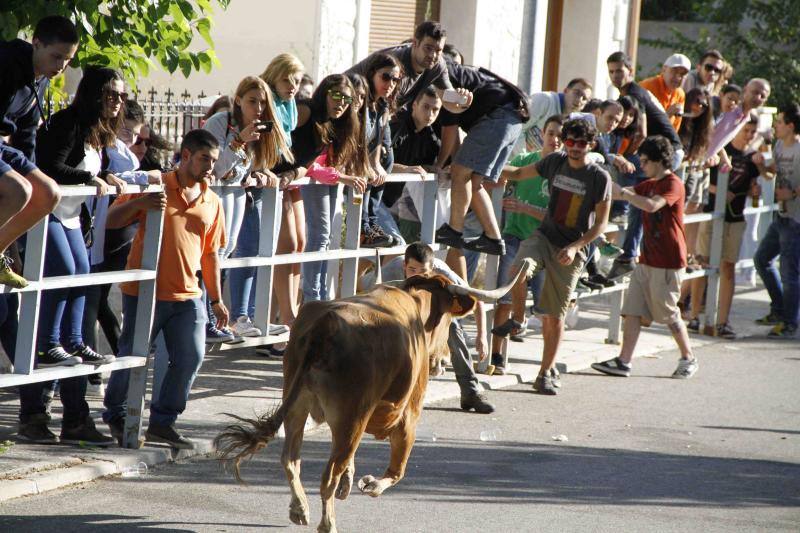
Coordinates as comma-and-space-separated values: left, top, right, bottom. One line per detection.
133, 137, 152, 147
563, 137, 589, 149
380, 72, 402, 84
328, 90, 353, 105
703, 64, 722, 74
105, 89, 128, 103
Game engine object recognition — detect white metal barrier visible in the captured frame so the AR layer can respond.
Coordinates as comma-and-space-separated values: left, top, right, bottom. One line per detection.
0, 169, 777, 446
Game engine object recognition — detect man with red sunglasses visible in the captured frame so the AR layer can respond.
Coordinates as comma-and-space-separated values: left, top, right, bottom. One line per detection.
493, 118, 611, 395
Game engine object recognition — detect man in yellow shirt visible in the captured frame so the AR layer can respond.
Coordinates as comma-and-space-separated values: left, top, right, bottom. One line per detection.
640, 53, 691, 132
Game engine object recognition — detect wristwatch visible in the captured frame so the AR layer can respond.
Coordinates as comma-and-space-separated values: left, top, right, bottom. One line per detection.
210, 299, 220, 306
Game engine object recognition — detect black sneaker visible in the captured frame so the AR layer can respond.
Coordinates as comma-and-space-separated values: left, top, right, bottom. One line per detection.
70, 344, 115, 365
490, 352, 506, 375
716, 323, 737, 340
587, 273, 616, 288
37, 345, 82, 368
549, 367, 562, 388
578, 277, 603, 291
591, 357, 632, 377
532, 374, 558, 395
606, 259, 635, 280
107, 418, 124, 445
463, 233, 506, 256
686, 318, 700, 333
491, 318, 523, 338
434, 223, 465, 248
755, 312, 782, 326
145, 423, 195, 450
460, 392, 495, 414
18, 416, 59, 444
60, 417, 115, 447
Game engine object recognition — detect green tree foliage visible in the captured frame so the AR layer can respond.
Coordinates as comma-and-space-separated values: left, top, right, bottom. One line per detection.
0, 0, 231, 88
641, 0, 800, 108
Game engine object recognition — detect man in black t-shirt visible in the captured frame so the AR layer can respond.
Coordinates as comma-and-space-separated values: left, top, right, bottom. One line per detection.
688, 117, 760, 339
434, 57, 530, 281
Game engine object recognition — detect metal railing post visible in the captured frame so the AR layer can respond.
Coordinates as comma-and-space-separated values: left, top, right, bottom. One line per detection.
480, 185, 504, 372
253, 188, 281, 337
122, 207, 164, 448
13, 218, 48, 375
326, 185, 344, 298
702, 170, 729, 335
420, 177, 439, 245
340, 188, 364, 298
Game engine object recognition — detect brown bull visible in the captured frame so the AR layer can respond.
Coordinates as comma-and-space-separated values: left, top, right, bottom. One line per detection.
214, 261, 531, 533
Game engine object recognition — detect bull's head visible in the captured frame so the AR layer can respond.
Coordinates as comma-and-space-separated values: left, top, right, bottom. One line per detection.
401, 258, 533, 375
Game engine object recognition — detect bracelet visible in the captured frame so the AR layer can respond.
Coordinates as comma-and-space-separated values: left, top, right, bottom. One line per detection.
210, 299, 220, 306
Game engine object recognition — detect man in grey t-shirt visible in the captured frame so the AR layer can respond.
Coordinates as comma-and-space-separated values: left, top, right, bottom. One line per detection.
364, 242, 495, 414
493, 118, 611, 395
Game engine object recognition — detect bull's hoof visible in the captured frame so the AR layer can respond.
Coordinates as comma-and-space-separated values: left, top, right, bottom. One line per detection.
357, 474, 386, 497
289, 499, 309, 525
336, 471, 353, 500
317, 520, 337, 533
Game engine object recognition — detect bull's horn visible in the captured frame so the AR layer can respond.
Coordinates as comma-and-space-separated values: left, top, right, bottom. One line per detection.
447, 258, 534, 302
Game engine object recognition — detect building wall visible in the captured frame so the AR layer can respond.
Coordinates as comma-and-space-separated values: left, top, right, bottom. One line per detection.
558, 0, 631, 99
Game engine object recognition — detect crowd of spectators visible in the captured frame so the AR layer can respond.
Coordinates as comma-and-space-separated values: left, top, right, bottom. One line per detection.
2, 16, 799, 448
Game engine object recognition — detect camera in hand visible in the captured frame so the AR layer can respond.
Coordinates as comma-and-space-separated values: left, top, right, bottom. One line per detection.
254, 120, 274, 133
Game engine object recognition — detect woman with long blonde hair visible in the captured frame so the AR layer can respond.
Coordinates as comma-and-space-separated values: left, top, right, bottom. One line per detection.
204, 75, 291, 339
257, 53, 306, 335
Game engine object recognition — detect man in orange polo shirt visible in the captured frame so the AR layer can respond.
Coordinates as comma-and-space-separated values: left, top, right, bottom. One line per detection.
640, 53, 691, 132
102, 129, 227, 449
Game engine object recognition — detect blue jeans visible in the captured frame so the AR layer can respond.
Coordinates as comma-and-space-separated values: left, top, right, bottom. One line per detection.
610, 158, 646, 261
301, 183, 339, 301
228, 193, 261, 320
37, 215, 90, 350
755, 217, 800, 327
103, 295, 206, 426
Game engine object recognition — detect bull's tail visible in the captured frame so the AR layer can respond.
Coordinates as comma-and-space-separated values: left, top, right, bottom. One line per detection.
214, 309, 337, 483
213, 405, 285, 483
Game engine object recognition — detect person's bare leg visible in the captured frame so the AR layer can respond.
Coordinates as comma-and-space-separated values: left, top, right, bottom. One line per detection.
690, 276, 706, 320
667, 319, 694, 359
684, 203, 701, 258
717, 261, 736, 325
447, 163, 473, 233
617, 315, 643, 364
0, 170, 32, 245
0, 169, 59, 252
445, 248, 468, 285
275, 197, 298, 326
538, 315, 563, 376
290, 190, 306, 319
468, 176, 502, 240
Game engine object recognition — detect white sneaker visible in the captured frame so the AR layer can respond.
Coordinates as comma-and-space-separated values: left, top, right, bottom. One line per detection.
672, 358, 698, 379
232, 316, 263, 337
268, 323, 289, 335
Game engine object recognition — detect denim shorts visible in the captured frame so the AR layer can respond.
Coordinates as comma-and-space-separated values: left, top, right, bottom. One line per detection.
453, 104, 523, 182
0, 143, 37, 176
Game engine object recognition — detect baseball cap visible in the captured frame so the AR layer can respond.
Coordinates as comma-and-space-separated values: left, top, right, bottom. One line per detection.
664, 53, 691, 71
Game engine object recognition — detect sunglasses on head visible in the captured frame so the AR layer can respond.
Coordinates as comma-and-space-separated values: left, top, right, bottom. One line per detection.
133, 137, 152, 147
563, 137, 589, 149
328, 89, 353, 105
105, 89, 128, 103
380, 72, 402, 84
703, 64, 722, 74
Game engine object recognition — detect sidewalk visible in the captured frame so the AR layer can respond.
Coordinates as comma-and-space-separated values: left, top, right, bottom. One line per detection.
0, 285, 778, 503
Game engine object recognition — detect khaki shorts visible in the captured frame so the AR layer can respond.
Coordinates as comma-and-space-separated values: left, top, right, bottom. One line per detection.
696, 220, 746, 264
512, 232, 585, 319
621, 264, 682, 325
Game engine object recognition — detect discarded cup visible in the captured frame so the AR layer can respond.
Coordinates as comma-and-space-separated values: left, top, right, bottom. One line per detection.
121, 461, 148, 478
479, 429, 502, 442
551, 434, 569, 442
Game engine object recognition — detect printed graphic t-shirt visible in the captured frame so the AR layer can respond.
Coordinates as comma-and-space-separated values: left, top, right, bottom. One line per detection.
534, 152, 612, 249
634, 173, 687, 269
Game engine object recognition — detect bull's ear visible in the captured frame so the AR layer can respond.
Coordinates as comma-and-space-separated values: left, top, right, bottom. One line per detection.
448, 293, 476, 317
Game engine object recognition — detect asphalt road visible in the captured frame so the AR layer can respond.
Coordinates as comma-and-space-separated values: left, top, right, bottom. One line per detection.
1, 337, 798, 532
